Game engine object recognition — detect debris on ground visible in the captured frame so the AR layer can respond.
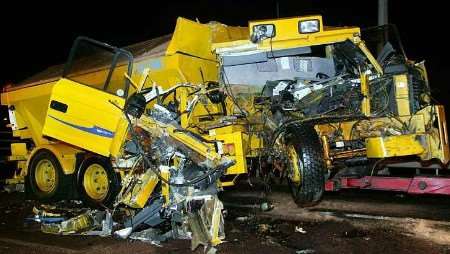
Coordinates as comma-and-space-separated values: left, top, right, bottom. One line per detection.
2, 183, 24, 193
296, 249, 315, 254
129, 228, 167, 246
260, 202, 274, 212
257, 224, 270, 234
32, 206, 62, 217
41, 210, 100, 235
2, 190, 450, 254
235, 216, 249, 222
295, 226, 307, 234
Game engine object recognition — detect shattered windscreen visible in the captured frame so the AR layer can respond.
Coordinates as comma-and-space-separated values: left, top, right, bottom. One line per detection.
362, 24, 407, 64
63, 37, 133, 97
220, 40, 377, 119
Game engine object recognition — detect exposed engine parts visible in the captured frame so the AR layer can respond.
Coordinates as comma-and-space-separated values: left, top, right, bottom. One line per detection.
105, 82, 236, 249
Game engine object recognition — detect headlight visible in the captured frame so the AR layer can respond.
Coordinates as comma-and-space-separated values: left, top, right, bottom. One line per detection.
251, 24, 275, 43
299, 19, 320, 34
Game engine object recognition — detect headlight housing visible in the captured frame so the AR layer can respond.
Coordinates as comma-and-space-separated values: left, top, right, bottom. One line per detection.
299, 19, 320, 34
251, 24, 275, 43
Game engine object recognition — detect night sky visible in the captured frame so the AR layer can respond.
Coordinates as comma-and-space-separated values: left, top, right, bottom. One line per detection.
1, 1, 448, 104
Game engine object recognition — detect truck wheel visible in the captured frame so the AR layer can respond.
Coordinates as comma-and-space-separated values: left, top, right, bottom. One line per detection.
77, 157, 120, 207
284, 125, 326, 207
28, 149, 70, 201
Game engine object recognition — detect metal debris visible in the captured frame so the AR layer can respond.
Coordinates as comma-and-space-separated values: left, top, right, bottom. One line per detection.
41, 210, 100, 235
2, 183, 24, 193
26, 216, 64, 224
235, 216, 249, 222
296, 249, 315, 254
32, 207, 62, 217
129, 228, 166, 246
188, 196, 225, 250
206, 246, 217, 254
260, 202, 274, 212
295, 226, 307, 234
114, 227, 133, 239
257, 224, 270, 234
85, 210, 114, 236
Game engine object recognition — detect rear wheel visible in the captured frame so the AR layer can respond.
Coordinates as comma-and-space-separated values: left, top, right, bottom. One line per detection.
28, 149, 70, 201
77, 157, 120, 207
284, 125, 326, 207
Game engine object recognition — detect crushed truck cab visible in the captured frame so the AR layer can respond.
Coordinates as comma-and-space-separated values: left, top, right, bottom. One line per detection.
212, 15, 449, 206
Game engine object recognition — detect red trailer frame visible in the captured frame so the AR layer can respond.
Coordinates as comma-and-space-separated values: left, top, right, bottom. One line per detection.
325, 176, 450, 195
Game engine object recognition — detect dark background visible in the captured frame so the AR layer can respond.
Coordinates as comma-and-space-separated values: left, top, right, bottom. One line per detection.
1, 0, 449, 99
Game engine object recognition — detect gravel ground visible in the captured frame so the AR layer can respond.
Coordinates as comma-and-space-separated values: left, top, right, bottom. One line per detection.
1, 183, 450, 254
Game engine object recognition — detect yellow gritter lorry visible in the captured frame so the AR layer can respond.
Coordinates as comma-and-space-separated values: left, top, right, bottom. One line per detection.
1, 15, 450, 247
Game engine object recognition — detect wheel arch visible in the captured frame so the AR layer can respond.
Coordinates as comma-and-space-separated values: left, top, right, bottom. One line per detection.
26, 144, 83, 175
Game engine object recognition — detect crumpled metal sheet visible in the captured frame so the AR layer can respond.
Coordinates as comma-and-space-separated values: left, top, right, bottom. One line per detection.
41, 210, 101, 235
188, 196, 225, 250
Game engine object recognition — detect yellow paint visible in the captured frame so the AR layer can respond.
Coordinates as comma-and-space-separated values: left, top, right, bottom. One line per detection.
287, 145, 301, 183
248, 16, 360, 51
42, 78, 125, 157
27, 144, 81, 175
393, 74, 411, 116
436, 105, 450, 163
35, 159, 56, 193
9, 143, 28, 161
110, 117, 129, 157
357, 40, 383, 74
360, 74, 371, 116
167, 17, 247, 61
122, 170, 159, 208
1, 82, 55, 146
160, 167, 170, 206
366, 134, 425, 158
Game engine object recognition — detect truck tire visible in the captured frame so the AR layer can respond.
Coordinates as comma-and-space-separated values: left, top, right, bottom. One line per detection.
284, 125, 326, 207
77, 156, 120, 207
27, 149, 71, 201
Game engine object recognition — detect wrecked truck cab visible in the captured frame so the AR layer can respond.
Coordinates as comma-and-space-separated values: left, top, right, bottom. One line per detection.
213, 15, 448, 206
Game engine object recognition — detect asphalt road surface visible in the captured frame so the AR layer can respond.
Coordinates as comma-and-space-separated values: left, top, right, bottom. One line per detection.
1, 183, 450, 254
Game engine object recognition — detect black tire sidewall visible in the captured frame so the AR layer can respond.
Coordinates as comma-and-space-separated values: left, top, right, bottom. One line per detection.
284, 125, 326, 207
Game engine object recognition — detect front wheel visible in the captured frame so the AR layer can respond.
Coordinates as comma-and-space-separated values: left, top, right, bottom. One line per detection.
77, 157, 120, 207
284, 125, 326, 207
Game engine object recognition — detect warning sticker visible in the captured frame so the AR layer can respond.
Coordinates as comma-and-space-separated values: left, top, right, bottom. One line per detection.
279, 57, 290, 70
298, 59, 312, 72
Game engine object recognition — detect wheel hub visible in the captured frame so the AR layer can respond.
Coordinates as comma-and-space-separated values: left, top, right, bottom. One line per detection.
83, 163, 109, 201
35, 159, 57, 193
287, 145, 302, 184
